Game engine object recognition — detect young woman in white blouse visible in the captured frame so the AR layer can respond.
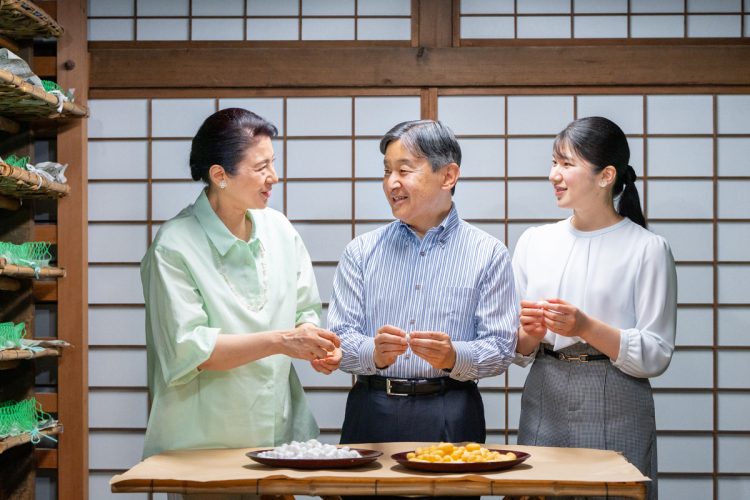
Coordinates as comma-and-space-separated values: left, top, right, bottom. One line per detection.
512, 116, 677, 500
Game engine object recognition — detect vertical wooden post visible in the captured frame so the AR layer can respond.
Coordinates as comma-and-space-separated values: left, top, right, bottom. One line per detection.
416, 0, 454, 48
55, 1, 89, 499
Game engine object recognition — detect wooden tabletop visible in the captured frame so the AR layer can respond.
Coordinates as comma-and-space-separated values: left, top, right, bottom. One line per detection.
111, 442, 648, 499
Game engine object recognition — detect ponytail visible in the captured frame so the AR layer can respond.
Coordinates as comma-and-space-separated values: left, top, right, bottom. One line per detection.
614, 165, 647, 228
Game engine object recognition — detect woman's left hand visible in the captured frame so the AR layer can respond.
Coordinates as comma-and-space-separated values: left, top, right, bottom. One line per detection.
310, 347, 342, 375
542, 298, 591, 339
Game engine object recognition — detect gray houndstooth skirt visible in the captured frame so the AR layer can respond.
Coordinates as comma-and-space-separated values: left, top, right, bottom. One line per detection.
518, 344, 657, 500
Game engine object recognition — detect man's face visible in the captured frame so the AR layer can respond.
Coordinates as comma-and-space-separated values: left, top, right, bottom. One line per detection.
382, 139, 453, 236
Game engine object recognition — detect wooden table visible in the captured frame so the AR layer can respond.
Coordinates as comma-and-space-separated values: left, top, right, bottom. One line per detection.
110, 442, 648, 499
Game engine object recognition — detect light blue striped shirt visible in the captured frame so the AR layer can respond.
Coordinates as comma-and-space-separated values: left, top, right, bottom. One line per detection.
328, 205, 519, 381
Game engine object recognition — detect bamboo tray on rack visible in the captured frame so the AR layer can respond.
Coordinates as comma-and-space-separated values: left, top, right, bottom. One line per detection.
0, 68, 87, 120
0, 0, 63, 39
0, 160, 70, 198
0, 258, 65, 279
0, 424, 63, 455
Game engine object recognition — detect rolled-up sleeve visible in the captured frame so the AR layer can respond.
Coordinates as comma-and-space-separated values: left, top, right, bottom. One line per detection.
142, 246, 219, 387
612, 236, 677, 378
450, 245, 519, 381
328, 241, 377, 375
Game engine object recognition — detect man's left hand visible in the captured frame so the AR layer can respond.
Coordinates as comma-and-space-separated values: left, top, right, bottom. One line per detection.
409, 331, 456, 370
310, 347, 342, 375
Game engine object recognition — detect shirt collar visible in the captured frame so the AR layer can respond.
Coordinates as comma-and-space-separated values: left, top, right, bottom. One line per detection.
193, 189, 257, 256
398, 203, 460, 243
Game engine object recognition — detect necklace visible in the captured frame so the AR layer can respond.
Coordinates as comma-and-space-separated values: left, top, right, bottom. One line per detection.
219, 240, 268, 312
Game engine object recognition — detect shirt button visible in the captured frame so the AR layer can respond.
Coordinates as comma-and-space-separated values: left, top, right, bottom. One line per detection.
419, 251, 426, 256
415, 284, 421, 290
409, 319, 415, 325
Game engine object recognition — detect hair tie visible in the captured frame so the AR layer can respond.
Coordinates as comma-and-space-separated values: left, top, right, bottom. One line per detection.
625, 165, 637, 185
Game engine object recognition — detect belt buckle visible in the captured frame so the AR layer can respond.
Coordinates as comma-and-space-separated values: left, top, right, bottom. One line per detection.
386, 378, 410, 397
560, 353, 589, 362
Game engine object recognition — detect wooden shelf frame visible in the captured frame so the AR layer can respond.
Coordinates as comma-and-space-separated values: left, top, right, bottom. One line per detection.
0, 67, 87, 120
0, 160, 70, 199
0, 346, 63, 362
0, 424, 63, 455
0, 0, 62, 39
0, 257, 65, 279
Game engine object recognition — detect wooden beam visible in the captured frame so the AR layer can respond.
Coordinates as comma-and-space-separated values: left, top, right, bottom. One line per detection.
56, 1, 89, 499
32, 223, 57, 244
36, 392, 58, 413
32, 281, 57, 302
32, 56, 57, 79
35, 448, 57, 469
90, 43, 750, 89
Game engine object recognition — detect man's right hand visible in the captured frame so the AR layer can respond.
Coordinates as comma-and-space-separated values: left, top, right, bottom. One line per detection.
373, 325, 408, 369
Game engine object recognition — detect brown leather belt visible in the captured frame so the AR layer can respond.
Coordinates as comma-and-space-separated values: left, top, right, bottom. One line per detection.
356, 375, 476, 396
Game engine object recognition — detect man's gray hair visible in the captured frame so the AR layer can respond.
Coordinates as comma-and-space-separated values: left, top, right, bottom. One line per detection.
380, 120, 462, 172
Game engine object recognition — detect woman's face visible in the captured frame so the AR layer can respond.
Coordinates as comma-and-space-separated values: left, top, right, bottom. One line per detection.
224, 135, 279, 210
548, 142, 607, 211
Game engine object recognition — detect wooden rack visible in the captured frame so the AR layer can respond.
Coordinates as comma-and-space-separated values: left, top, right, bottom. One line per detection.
0, 424, 63, 455
0, 0, 62, 39
0, 1, 88, 498
0, 68, 87, 120
0, 258, 65, 279
0, 160, 71, 200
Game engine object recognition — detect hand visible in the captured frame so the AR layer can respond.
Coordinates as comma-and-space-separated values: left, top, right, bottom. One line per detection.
373, 325, 408, 369
310, 347, 342, 375
409, 331, 456, 371
541, 298, 591, 338
281, 323, 341, 361
519, 300, 548, 339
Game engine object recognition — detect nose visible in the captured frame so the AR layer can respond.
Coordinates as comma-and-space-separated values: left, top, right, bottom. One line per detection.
383, 171, 400, 190
549, 165, 562, 183
267, 164, 279, 184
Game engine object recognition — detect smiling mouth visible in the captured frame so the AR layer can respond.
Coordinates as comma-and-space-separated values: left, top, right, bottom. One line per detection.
391, 195, 408, 203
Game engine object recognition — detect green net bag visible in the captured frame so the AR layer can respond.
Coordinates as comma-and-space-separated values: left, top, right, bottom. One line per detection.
0, 321, 26, 349
0, 398, 56, 444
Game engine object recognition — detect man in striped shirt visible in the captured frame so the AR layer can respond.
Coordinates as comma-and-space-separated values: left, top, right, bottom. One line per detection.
329, 120, 519, 448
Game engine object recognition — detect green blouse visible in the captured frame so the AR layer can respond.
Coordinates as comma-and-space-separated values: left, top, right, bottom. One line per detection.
140, 190, 321, 458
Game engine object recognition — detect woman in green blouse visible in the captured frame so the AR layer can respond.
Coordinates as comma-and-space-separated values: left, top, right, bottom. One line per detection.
140, 108, 341, 472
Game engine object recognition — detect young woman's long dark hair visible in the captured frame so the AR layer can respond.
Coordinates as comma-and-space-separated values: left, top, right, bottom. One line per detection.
553, 116, 647, 228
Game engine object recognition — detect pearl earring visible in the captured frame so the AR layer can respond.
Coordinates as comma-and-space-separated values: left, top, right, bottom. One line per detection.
219, 180, 227, 189
599, 181, 607, 188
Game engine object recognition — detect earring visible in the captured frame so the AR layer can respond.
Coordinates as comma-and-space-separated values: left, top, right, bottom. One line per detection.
599, 181, 607, 188
219, 180, 227, 189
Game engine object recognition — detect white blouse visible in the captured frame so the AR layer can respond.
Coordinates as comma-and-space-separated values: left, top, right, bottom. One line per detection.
512, 217, 677, 379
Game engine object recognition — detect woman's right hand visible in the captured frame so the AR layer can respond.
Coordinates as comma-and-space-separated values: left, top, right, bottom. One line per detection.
520, 300, 548, 339
281, 323, 341, 361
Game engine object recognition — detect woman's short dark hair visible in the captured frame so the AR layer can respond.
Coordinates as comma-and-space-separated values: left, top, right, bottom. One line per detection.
189, 108, 278, 183
380, 120, 461, 194
553, 116, 647, 228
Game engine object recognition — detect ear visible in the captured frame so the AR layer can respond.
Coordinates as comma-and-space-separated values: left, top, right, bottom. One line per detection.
208, 164, 226, 187
600, 165, 617, 186
441, 163, 460, 192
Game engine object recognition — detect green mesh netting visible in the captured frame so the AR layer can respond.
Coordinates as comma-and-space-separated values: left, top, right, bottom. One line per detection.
2, 154, 30, 169
0, 241, 52, 269
0, 321, 26, 349
40, 80, 62, 93
0, 398, 56, 444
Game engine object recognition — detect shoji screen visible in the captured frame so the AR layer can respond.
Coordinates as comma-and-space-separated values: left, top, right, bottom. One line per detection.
86, 91, 750, 499
459, 0, 750, 40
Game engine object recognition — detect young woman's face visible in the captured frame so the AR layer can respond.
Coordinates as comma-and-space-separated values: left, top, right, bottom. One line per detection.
548, 142, 607, 211
224, 135, 279, 210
